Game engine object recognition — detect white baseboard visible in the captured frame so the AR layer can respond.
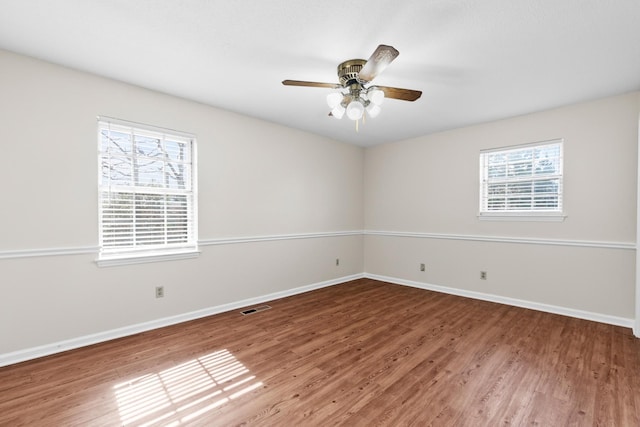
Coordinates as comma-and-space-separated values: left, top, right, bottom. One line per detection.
2, 271, 635, 367
0, 273, 364, 368
365, 273, 635, 330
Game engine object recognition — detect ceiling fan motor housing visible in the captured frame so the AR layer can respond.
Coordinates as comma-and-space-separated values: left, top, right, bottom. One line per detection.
337, 59, 367, 86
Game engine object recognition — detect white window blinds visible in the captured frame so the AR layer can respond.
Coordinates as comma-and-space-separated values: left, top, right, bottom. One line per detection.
480, 140, 563, 216
98, 118, 197, 262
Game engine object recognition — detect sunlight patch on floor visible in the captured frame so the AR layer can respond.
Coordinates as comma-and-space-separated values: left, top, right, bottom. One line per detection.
113, 349, 263, 426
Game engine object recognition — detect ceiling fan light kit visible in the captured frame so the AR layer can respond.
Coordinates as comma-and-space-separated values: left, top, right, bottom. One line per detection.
327, 84, 385, 121
283, 45, 422, 129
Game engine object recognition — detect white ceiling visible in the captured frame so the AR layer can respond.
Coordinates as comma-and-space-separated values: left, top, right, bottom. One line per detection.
1, 0, 639, 147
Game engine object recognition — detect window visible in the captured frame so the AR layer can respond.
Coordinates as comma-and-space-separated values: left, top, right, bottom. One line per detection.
98, 117, 198, 265
479, 139, 563, 220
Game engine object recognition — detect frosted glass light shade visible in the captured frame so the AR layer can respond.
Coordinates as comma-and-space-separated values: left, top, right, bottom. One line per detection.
346, 99, 365, 120
368, 88, 384, 105
366, 103, 382, 118
331, 104, 345, 119
326, 92, 342, 108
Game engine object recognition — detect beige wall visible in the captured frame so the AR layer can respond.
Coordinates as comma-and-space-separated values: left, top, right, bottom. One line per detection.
365, 92, 640, 320
1, 47, 638, 360
0, 49, 364, 355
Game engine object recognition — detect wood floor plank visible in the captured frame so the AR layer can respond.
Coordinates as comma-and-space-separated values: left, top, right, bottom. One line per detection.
1, 278, 639, 426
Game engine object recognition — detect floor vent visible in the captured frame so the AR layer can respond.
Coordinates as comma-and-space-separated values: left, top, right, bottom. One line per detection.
240, 305, 272, 316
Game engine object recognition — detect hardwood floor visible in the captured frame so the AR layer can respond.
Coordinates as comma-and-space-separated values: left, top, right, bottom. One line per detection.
1, 278, 639, 426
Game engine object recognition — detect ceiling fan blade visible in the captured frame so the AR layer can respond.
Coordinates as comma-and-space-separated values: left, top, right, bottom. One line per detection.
282, 80, 341, 89
377, 86, 422, 101
358, 45, 400, 83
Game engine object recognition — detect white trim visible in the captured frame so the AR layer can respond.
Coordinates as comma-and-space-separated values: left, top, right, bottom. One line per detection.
1, 270, 631, 367
96, 250, 201, 267
479, 138, 563, 154
364, 230, 635, 250
199, 230, 363, 246
0, 231, 364, 261
477, 213, 566, 222
97, 115, 196, 139
635, 107, 640, 338
365, 273, 634, 329
0, 273, 364, 367
2, 229, 632, 261
0, 246, 98, 260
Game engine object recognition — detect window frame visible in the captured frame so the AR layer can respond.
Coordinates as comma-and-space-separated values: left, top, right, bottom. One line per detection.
478, 139, 565, 222
97, 117, 199, 266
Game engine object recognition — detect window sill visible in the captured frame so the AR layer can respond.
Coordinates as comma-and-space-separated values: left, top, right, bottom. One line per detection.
478, 213, 566, 222
96, 249, 200, 267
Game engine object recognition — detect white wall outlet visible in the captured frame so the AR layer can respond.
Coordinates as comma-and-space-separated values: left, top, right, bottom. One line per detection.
155, 286, 164, 298
480, 271, 487, 280
420, 263, 426, 272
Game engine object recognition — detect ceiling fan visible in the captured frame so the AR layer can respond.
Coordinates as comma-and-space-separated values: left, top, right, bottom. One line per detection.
282, 45, 422, 123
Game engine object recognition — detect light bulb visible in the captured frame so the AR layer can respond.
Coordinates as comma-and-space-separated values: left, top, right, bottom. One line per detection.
346, 99, 365, 120
326, 92, 342, 108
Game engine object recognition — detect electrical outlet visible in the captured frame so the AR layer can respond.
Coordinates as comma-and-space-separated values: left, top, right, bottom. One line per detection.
420, 263, 425, 272
155, 286, 164, 298
480, 271, 487, 280
336, 258, 340, 266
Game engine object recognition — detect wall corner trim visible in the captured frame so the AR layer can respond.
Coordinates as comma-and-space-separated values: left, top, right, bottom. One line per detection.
635, 105, 640, 338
